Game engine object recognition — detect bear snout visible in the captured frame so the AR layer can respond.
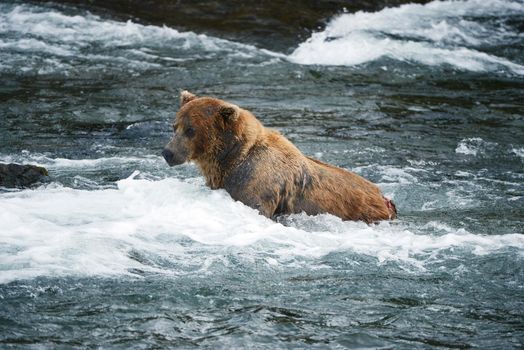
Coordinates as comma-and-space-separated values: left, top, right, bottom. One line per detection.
162, 148, 175, 166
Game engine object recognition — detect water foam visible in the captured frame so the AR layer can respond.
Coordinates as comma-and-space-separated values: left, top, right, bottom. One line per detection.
0, 153, 161, 169
3, 1, 522, 75
511, 147, 524, 159
454, 137, 511, 157
288, 0, 524, 73
0, 4, 255, 52
0, 3, 283, 74
1, 174, 522, 283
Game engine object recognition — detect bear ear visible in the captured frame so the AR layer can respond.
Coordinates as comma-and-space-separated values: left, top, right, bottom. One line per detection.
180, 90, 197, 106
219, 105, 239, 123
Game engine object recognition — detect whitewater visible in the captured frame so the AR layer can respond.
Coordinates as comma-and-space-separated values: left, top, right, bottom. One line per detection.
1, 0, 523, 75
2, 169, 522, 284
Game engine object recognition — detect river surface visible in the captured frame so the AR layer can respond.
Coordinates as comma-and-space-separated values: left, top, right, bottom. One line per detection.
1, 0, 523, 348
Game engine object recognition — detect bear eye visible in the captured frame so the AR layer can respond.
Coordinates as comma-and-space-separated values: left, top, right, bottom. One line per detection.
185, 127, 195, 138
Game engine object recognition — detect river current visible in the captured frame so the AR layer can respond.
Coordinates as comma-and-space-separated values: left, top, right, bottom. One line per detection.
1, 0, 523, 348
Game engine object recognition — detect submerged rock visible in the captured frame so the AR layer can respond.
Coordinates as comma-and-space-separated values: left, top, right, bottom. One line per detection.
0, 163, 49, 188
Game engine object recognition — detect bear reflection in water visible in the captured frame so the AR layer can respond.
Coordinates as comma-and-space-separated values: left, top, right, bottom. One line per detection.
162, 91, 396, 223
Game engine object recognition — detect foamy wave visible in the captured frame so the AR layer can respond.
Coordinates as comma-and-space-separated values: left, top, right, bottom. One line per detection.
1, 175, 522, 283
288, 0, 524, 74
0, 38, 73, 56
0, 3, 283, 73
0, 4, 255, 52
455, 138, 498, 156
353, 164, 423, 185
511, 147, 524, 159
0, 153, 163, 169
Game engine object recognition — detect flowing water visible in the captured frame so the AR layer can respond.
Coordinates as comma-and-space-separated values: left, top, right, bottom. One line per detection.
1, 0, 523, 348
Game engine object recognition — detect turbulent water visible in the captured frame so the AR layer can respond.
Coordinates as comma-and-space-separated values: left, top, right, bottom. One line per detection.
1, 0, 523, 348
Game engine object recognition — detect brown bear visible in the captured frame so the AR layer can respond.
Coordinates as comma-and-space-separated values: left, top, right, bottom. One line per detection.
162, 91, 397, 223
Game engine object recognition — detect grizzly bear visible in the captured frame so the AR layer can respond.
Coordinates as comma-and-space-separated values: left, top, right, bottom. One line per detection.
162, 91, 397, 223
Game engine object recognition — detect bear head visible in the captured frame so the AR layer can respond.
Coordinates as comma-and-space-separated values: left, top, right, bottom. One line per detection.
162, 91, 244, 167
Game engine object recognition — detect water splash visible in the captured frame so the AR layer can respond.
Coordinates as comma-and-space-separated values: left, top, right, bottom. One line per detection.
1, 174, 522, 283
288, 0, 524, 74
0, 3, 283, 74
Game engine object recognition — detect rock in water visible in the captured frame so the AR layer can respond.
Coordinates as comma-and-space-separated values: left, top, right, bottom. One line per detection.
0, 163, 49, 188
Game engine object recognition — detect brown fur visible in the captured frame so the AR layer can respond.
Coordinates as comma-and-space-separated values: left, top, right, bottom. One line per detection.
162, 91, 397, 222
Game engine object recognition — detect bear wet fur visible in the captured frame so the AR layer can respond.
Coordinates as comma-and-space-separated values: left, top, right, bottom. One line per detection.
162, 91, 397, 223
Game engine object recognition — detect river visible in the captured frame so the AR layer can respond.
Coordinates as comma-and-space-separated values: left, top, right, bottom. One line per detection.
1, 0, 523, 348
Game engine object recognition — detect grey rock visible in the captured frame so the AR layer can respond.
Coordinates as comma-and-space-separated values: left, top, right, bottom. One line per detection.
0, 163, 49, 188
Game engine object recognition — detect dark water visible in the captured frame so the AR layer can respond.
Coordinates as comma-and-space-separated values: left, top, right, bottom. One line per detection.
1, 0, 524, 348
